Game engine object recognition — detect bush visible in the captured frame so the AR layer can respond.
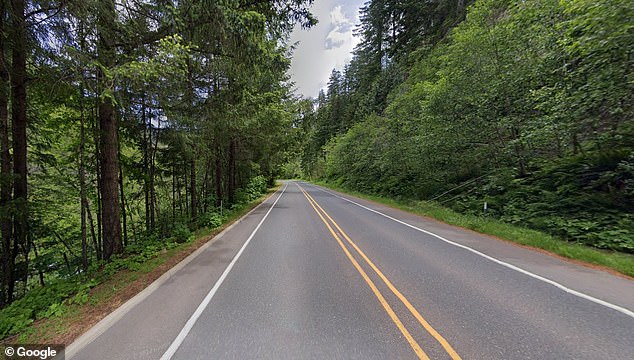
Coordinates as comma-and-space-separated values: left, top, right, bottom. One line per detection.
240, 175, 268, 203
171, 223, 192, 243
0, 278, 97, 339
201, 211, 223, 229
444, 150, 634, 252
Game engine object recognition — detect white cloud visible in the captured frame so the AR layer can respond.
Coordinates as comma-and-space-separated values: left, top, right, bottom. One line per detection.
324, 4, 360, 77
288, 0, 364, 98
330, 5, 353, 29
325, 5, 355, 50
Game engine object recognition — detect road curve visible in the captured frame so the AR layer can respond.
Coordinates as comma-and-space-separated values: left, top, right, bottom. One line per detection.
68, 181, 634, 360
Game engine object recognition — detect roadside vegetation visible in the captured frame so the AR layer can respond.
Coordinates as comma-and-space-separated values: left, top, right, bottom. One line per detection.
315, 181, 634, 278
0, 0, 314, 341
0, 183, 276, 343
290, 0, 633, 258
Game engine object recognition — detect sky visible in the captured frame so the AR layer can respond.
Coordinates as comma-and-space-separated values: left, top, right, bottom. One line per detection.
288, 0, 365, 99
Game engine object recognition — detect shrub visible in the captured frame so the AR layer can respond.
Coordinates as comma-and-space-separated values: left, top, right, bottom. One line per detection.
201, 211, 223, 229
240, 175, 268, 203
171, 223, 192, 243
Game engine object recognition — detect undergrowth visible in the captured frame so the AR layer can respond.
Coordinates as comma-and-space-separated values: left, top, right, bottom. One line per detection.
0, 179, 274, 341
315, 181, 634, 278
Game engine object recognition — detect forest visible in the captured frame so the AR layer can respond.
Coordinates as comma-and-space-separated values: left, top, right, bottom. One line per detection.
0, 0, 315, 337
295, 0, 633, 254
0, 0, 632, 343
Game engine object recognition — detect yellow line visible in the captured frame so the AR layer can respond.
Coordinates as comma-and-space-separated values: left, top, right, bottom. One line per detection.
300, 184, 462, 360
299, 186, 430, 360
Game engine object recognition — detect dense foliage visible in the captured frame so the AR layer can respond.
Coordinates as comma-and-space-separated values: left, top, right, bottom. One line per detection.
298, 0, 633, 252
0, 0, 315, 314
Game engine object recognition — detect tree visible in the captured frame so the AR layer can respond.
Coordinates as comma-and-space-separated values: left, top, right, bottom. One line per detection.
0, 0, 315, 311
0, 0, 11, 306
96, 0, 122, 260
9, 0, 28, 303
310, 0, 634, 252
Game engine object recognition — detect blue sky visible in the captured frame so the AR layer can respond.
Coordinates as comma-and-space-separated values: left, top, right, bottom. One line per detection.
288, 0, 365, 98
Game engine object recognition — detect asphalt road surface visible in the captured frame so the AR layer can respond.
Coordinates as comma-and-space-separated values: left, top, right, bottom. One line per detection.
67, 181, 634, 360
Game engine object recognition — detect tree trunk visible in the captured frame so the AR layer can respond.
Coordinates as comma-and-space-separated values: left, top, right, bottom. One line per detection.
93, 85, 103, 260
177, 172, 183, 215
79, 82, 88, 270
215, 147, 222, 207
86, 200, 99, 261
0, 0, 12, 307
184, 165, 189, 216
0, 89, 10, 306
142, 94, 150, 232
98, 91, 122, 259
190, 153, 197, 221
97, 0, 122, 260
202, 157, 210, 213
228, 139, 236, 204
149, 153, 156, 229
172, 165, 176, 220
185, 57, 197, 221
118, 159, 127, 247
10, 0, 28, 300
78, 19, 89, 269
149, 117, 160, 229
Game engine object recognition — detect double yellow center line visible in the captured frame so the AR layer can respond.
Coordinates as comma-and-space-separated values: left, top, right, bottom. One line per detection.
298, 184, 461, 360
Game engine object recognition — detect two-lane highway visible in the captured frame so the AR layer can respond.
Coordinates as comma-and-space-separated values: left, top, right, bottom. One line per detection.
68, 181, 634, 359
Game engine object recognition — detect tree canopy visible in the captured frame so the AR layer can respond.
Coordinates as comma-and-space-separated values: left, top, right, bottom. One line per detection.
0, 0, 315, 312
297, 0, 633, 253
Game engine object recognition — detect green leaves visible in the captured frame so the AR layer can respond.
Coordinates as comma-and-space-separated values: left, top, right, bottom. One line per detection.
115, 34, 192, 85
304, 0, 634, 253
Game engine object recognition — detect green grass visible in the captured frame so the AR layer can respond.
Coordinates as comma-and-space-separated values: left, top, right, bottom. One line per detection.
314, 181, 634, 278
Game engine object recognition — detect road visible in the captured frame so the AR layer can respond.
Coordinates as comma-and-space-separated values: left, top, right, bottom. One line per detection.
67, 181, 634, 359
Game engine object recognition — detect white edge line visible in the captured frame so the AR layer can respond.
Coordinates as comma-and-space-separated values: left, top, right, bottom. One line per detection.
160, 184, 288, 360
305, 183, 634, 319
65, 185, 285, 360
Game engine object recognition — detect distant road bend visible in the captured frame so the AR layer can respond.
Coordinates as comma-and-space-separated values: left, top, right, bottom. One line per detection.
68, 181, 634, 360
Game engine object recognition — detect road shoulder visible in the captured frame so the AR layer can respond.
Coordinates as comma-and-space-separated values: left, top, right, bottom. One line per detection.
32, 186, 282, 359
